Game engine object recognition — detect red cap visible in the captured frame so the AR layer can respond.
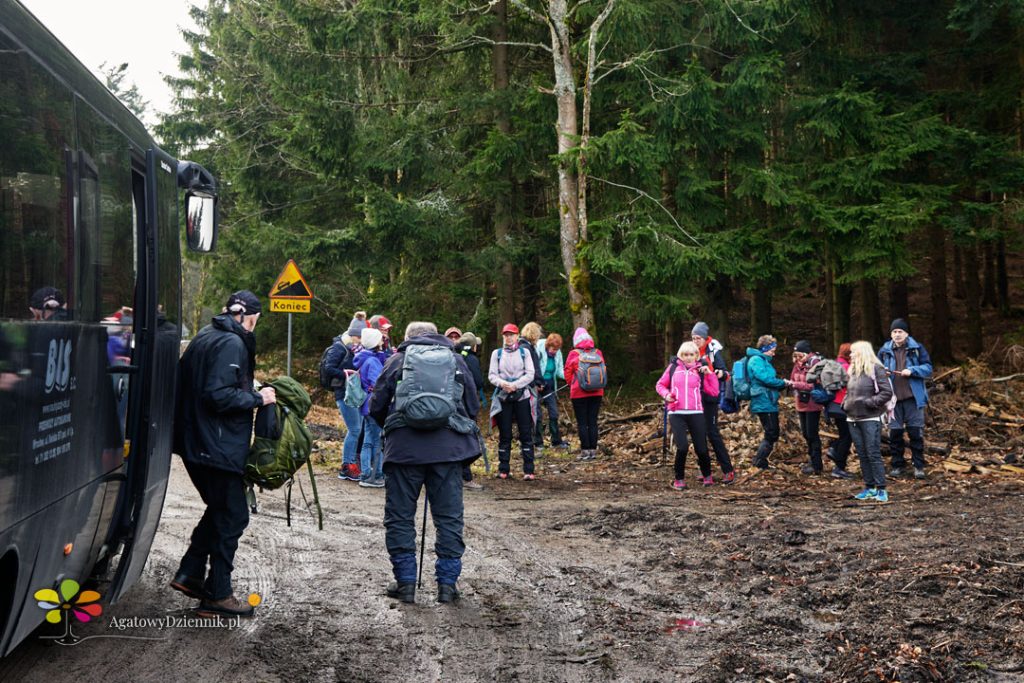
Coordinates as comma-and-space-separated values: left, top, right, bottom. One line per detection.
501, 323, 519, 335
444, 326, 462, 339
370, 315, 393, 331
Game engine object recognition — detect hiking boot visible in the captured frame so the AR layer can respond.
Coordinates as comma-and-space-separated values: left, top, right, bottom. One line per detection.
359, 477, 385, 488
831, 467, 853, 480
169, 572, 208, 601
874, 489, 890, 503
437, 584, 460, 604
463, 479, 484, 491
386, 582, 416, 604
889, 467, 905, 478
913, 468, 926, 480
196, 594, 255, 618
535, 444, 545, 453
671, 479, 686, 491
853, 488, 878, 501
722, 471, 736, 485
701, 475, 714, 487
553, 441, 571, 449
753, 459, 770, 470
801, 464, 822, 475
523, 473, 535, 481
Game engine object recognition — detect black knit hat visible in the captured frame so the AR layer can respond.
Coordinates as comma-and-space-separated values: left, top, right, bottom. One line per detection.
794, 340, 812, 354
890, 318, 910, 333
30, 287, 64, 310
226, 290, 262, 315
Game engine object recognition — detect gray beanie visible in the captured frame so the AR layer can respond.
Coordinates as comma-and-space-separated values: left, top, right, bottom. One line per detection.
347, 317, 367, 337
691, 321, 710, 339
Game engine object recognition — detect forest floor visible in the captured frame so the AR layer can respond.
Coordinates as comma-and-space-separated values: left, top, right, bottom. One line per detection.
3, 371, 1024, 682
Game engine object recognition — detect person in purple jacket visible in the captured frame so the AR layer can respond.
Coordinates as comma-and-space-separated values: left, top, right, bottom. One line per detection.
656, 341, 720, 490
355, 327, 389, 487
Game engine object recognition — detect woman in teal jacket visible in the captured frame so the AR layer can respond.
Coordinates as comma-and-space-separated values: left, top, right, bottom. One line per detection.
746, 334, 792, 469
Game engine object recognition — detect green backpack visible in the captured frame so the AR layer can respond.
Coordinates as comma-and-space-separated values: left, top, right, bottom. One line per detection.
245, 376, 322, 529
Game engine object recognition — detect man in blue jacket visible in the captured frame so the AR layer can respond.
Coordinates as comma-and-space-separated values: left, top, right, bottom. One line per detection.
369, 321, 480, 604
171, 290, 276, 617
878, 318, 933, 479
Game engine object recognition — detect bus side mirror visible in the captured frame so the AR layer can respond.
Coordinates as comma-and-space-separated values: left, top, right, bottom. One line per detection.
185, 191, 217, 252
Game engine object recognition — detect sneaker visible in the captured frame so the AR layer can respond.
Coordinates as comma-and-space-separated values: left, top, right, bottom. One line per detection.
386, 582, 416, 604
339, 464, 361, 481
437, 583, 460, 604
722, 471, 736, 485
913, 468, 926, 480
497, 472, 509, 480
853, 488, 878, 501
535, 444, 545, 453
359, 477, 385, 488
701, 476, 714, 487
889, 467, 905, 478
831, 467, 853, 480
825, 447, 836, 464
874, 489, 890, 503
523, 473, 535, 481
671, 479, 686, 491
753, 459, 770, 470
553, 442, 571, 449
463, 479, 484, 491
196, 594, 255, 618
169, 572, 208, 601
801, 464, 822, 475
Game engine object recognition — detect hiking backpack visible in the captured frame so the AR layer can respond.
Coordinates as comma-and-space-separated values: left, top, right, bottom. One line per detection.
575, 350, 607, 391
318, 340, 351, 391
384, 344, 477, 437
805, 357, 848, 392
731, 357, 753, 401
871, 372, 899, 424
245, 376, 322, 528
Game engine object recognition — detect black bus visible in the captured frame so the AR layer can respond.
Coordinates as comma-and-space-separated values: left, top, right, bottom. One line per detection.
0, 0, 219, 654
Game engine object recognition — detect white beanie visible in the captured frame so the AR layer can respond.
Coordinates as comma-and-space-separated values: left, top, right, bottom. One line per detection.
361, 327, 383, 350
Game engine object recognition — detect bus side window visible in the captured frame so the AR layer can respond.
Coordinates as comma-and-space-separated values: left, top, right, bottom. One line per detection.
0, 32, 75, 321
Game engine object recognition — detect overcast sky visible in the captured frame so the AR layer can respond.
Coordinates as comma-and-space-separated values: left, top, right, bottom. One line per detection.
18, 0, 198, 127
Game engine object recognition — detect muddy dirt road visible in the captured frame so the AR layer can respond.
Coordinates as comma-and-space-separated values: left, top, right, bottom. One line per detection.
2, 450, 1024, 682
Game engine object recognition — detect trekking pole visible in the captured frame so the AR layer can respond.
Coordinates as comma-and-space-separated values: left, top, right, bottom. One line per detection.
417, 492, 428, 589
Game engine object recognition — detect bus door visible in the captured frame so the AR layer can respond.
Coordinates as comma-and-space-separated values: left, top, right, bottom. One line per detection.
107, 147, 180, 602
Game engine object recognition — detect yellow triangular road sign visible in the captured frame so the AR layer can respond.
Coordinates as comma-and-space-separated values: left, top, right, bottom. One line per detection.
269, 259, 313, 299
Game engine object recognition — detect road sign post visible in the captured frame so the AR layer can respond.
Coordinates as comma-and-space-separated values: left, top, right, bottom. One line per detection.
268, 259, 313, 377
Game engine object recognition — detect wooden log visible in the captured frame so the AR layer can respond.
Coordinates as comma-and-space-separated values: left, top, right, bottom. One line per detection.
943, 460, 975, 474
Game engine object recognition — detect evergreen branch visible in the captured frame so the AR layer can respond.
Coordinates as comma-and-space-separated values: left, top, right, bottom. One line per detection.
590, 176, 702, 247
721, 0, 773, 43
440, 35, 552, 53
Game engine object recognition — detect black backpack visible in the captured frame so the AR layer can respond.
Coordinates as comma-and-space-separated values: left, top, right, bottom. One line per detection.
318, 340, 351, 390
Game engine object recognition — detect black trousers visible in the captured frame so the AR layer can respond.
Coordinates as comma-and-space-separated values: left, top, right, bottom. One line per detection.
178, 459, 250, 600
670, 413, 711, 480
798, 411, 823, 471
754, 412, 780, 467
572, 396, 602, 449
497, 397, 535, 474
383, 462, 465, 585
702, 399, 734, 474
827, 413, 852, 470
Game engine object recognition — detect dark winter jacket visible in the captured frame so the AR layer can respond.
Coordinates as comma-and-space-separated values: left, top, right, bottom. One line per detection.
369, 334, 481, 466
455, 343, 484, 394
746, 348, 787, 414
877, 336, 932, 408
174, 313, 264, 474
322, 335, 354, 402
842, 365, 894, 420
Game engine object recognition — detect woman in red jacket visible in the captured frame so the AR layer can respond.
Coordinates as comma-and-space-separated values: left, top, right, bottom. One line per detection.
563, 327, 605, 461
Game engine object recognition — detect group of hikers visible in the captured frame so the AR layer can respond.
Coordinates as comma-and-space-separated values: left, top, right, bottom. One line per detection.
172, 291, 933, 613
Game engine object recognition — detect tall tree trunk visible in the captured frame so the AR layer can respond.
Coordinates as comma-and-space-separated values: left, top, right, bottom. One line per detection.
835, 285, 852, 350
492, 0, 515, 333
709, 275, 732, 356
750, 284, 772, 338
952, 245, 965, 299
825, 261, 835, 353
928, 224, 952, 363
889, 279, 909, 323
859, 279, 883, 346
982, 240, 997, 308
997, 234, 1010, 317
963, 240, 983, 358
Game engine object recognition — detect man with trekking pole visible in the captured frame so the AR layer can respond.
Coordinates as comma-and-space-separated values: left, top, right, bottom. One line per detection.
369, 321, 482, 604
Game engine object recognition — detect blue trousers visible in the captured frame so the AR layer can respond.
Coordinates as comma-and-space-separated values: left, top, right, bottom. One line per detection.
337, 399, 363, 467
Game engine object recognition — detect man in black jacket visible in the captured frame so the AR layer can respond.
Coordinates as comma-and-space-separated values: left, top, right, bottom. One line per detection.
369, 321, 480, 604
171, 290, 276, 617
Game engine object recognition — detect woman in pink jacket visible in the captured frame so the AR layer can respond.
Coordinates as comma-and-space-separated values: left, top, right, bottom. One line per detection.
789, 340, 824, 475
564, 327, 605, 461
656, 341, 720, 490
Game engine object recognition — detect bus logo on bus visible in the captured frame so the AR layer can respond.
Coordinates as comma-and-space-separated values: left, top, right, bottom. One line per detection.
45, 338, 72, 394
